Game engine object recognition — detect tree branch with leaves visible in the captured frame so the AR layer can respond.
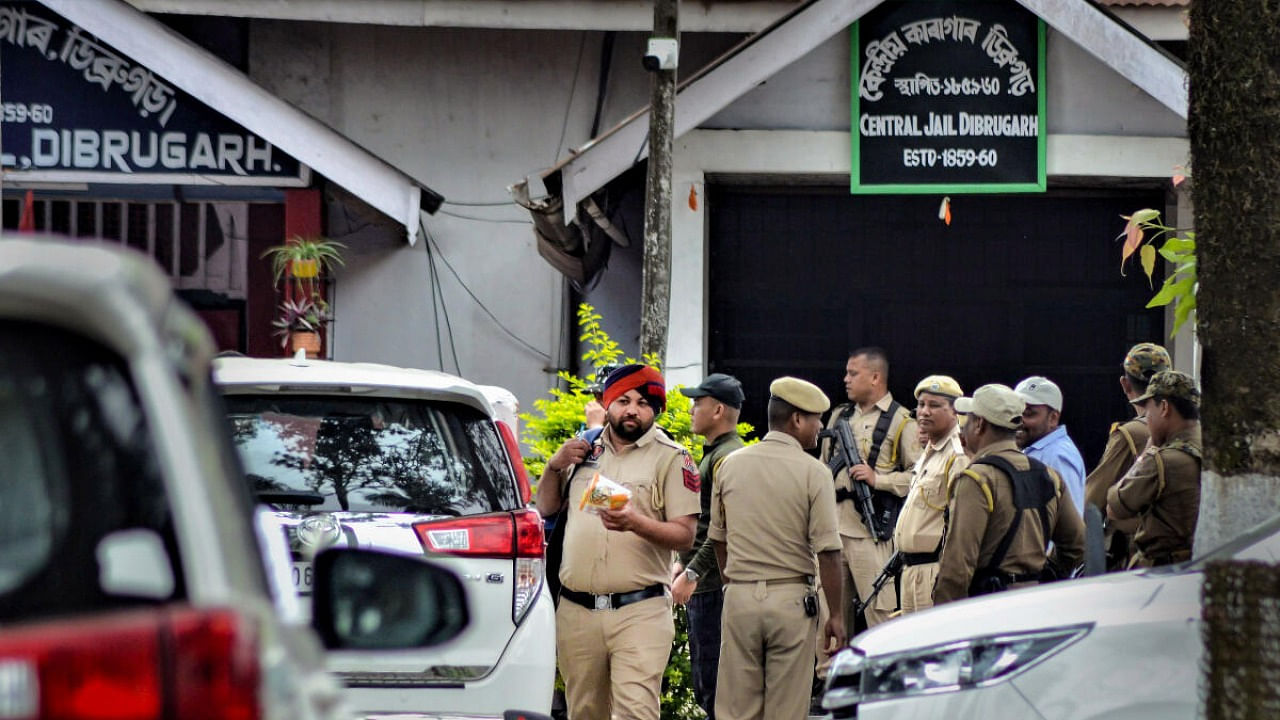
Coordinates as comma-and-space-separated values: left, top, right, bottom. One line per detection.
1119, 207, 1198, 336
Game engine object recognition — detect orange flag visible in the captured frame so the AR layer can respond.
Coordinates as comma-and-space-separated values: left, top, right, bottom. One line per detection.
17, 190, 35, 232
688, 184, 699, 211
938, 196, 951, 226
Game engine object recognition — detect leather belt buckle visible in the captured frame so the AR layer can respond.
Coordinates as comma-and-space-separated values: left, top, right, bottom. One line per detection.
593, 594, 611, 611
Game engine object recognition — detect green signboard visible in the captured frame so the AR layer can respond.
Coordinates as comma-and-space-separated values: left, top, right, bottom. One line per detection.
851, 0, 1046, 194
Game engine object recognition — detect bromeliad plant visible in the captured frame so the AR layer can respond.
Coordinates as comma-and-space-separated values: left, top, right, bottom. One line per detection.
1118, 208, 1198, 336
263, 235, 345, 356
271, 296, 331, 348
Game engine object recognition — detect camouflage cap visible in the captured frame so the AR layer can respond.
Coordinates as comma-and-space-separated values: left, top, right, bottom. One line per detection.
1123, 342, 1172, 382
1131, 369, 1201, 407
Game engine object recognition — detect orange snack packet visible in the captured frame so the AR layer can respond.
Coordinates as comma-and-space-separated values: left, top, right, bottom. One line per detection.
579, 472, 631, 514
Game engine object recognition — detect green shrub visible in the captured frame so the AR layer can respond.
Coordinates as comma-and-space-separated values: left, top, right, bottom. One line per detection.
521, 303, 752, 720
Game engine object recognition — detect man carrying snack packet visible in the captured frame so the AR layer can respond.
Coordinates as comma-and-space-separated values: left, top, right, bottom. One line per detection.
536, 364, 701, 720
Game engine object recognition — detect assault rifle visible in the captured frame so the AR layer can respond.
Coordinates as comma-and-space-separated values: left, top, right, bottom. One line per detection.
852, 552, 903, 617
821, 424, 894, 541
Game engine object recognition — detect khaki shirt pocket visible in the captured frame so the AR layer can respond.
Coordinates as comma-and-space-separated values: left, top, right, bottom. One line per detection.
915, 473, 948, 511
621, 475, 658, 518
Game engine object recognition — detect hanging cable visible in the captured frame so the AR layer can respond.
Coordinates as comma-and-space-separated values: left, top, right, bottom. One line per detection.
437, 208, 533, 224
433, 243, 463, 375
421, 224, 447, 371
441, 198, 518, 207
422, 225, 552, 362
554, 32, 589, 165
421, 221, 462, 374
590, 31, 616, 139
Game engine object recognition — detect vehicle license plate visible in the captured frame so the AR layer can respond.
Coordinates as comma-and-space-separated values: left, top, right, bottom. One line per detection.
292, 561, 313, 595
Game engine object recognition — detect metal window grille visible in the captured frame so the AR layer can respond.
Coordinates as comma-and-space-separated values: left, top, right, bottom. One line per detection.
4, 197, 248, 300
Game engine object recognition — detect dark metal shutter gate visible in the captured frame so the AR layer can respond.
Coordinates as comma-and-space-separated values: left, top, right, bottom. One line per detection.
706, 185, 1166, 468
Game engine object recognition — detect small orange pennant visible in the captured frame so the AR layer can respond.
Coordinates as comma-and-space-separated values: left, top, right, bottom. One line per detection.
938, 196, 951, 226
688, 184, 699, 211
18, 190, 35, 232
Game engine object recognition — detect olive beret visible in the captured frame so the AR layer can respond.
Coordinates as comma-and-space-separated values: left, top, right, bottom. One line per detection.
769, 376, 830, 414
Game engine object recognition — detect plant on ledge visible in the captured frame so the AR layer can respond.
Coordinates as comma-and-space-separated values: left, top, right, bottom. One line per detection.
271, 296, 331, 357
261, 235, 347, 285
263, 235, 344, 358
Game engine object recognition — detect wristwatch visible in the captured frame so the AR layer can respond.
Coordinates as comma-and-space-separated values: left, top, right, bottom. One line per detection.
684, 567, 700, 583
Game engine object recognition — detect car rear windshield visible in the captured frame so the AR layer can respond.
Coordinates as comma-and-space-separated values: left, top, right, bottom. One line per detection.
0, 322, 185, 622
225, 396, 520, 514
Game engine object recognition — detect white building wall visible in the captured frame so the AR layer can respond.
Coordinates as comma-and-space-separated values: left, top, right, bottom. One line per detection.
245, 18, 1187, 401
248, 21, 741, 409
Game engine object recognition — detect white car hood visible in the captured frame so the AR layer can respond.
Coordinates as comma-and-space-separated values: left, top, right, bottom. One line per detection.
854, 568, 1203, 657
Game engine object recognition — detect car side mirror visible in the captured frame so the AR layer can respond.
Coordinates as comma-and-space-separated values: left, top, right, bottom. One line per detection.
310, 548, 469, 650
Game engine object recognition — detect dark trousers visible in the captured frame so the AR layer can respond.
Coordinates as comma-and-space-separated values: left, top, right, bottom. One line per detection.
686, 590, 724, 719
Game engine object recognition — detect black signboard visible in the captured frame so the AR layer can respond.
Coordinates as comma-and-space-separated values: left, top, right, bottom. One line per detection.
0, 2, 307, 185
851, 0, 1045, 194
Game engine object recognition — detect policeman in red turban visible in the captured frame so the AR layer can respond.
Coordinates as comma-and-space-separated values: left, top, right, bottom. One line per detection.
536, 363, 701, 720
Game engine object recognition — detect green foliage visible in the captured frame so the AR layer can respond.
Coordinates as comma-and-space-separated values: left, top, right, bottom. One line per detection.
1118, 210, 1198, 337
260, 234, 347, 284
262, 235, 345, 349
521, 302, 753, 720
662, 606, 701, 720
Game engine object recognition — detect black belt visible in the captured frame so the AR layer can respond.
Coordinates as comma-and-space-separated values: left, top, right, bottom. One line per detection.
727, 576, 812, 586
900, 551, 939, 566
561, 583, 665, 611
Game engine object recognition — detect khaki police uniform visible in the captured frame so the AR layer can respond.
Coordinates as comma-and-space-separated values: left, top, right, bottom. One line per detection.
1085, 416, 1150, 568
894, 425, 967, 614
709, 430, 840, 720
819, 394, 920, 627
1085, 417, 1150, 512
1106, 425, 1202, 567
556, 424, 701, 720
933, 440, 1085, 605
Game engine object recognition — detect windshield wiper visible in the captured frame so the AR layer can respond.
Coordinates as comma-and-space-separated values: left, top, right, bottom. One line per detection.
256, 490, 325, 506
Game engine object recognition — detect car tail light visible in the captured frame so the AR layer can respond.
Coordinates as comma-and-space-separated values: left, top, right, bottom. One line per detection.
511, 510, 545, 624
168, 608, 261, 720
414, 510, 545, 624
0, 607, 259, 720
496, 420, 531, 505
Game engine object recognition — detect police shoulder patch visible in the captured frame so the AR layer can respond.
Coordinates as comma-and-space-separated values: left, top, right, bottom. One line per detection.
682, 451, 701, 492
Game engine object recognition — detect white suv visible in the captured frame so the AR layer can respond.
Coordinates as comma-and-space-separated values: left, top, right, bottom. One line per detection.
0, 239, 410, 720
212, 357, 555, 718
822, 515, 1280, 720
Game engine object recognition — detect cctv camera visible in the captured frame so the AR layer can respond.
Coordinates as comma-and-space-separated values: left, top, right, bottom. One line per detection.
642, 38, 679, 72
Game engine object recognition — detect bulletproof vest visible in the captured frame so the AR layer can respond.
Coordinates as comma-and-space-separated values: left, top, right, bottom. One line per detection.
832, 401, 906, 541
967, 454, 1057, 596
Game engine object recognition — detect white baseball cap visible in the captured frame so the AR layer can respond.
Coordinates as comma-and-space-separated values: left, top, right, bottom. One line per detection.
1014, 376, 1062, 412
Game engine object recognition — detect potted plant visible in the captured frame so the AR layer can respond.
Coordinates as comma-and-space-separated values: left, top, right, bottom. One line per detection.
271, 296, 331, 357
261, 235, 347, 284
